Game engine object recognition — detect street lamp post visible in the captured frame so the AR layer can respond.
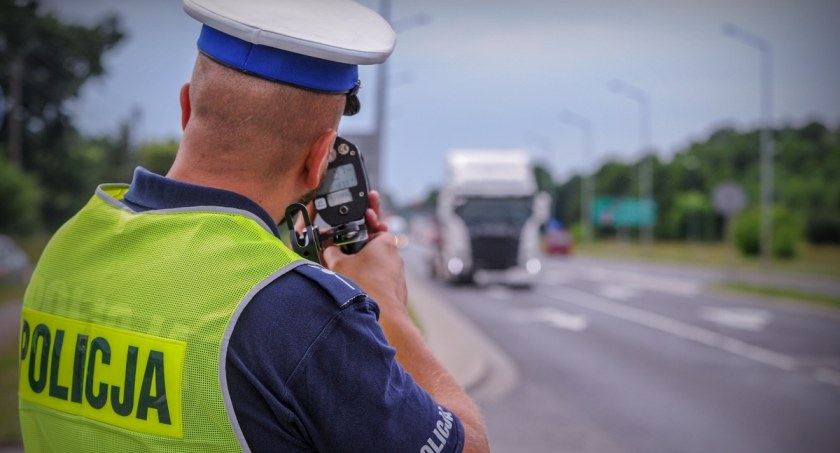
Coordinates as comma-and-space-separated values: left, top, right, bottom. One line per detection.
373, 0, 429, 191
723, 22, 774, 268
610, 79, 653, 249
523, 131, 556, 168
559, 111, 595, 244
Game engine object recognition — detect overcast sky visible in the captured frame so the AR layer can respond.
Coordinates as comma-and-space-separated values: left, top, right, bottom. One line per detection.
43, 0, 840, 204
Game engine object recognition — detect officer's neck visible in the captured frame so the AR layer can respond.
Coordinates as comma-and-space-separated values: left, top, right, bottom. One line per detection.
167, 134, 304, 224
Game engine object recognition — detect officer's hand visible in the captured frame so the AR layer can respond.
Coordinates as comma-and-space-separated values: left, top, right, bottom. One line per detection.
322, 232, 409, 327
364, 190, 389, 235
293, 190, 386, 241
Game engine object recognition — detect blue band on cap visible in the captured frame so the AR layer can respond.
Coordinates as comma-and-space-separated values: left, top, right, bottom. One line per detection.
197, 25, 359, 93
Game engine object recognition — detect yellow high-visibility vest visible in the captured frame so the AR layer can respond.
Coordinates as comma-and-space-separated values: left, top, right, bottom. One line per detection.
19, 184, 302, 452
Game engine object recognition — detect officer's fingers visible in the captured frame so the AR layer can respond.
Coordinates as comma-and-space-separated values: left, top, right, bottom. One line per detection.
367, 232, 401, 256
321, 244, 346, 270
368, 190, 382, 217
365, 191, 390, 234
323, 232, 394, 270
365, 208, 388, 234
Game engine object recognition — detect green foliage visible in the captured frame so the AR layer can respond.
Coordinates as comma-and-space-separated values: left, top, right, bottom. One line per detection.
137, 140, 179, 175
569, 222, 585, 244
733, 208, 760, 256
773, 219, 801, 259
533, 164, 555, 194
733, 207, 803, 259
28, 133, 135, 229
718, 282, 840, 309
551, 120, 840, 245
0, 0, 126, 228
552, 174, 582, 224
0, 154, 42, 235
665, 191, 714, 241
807, 212, 840, 245
422, 189, 439, 211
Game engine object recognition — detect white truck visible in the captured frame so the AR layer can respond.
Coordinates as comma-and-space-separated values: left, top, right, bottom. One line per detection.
431, 150, 550, 287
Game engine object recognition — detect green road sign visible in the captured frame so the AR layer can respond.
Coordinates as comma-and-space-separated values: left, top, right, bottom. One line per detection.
593, 196, 657, 227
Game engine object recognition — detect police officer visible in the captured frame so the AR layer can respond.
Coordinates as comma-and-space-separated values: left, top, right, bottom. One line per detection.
18, 1, 489, 451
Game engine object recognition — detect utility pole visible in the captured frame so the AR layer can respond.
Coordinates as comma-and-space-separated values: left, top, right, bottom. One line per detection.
723, 22, 774, 268
367, 0, 430, 193
370, 0, 392, 191
610, 79, 653, 250
559, 111, 595, 244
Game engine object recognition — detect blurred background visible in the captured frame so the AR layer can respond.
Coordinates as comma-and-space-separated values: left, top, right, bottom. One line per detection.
1, 0, 839, 451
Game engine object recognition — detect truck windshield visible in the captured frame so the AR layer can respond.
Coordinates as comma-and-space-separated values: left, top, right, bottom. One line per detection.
454, 197, 533, 226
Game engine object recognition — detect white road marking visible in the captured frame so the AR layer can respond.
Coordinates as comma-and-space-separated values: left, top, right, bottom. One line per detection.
814, 368, 840, 388
542, 274, 571, 286
699, 307, 772, 331
512, 307, 589, 332
486, 286, 512, 300
538, 287, 798, 371
550, 266, 702, 297
533, 307, 589, 331
598, 284, 639, 301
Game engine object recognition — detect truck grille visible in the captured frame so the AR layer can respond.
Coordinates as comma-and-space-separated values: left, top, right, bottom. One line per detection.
470, 236, 520, 270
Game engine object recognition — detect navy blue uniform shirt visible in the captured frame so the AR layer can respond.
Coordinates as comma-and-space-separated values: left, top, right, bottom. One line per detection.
122, 167, 464, 452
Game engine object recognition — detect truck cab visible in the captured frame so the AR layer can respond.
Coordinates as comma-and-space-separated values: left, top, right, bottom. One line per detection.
432, 150, 549, 287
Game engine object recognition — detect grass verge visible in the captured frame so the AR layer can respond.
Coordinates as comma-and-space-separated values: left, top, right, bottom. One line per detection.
715, 282, 840, 309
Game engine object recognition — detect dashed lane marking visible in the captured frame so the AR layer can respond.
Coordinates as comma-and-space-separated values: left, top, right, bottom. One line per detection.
814, 368, 840, 388
537, 287, 798, 371
486, 286, 512, 300
698, 307, 772, 331
597, 284, 639, 301
544, 266, 702, 297
512, 307, 589, 332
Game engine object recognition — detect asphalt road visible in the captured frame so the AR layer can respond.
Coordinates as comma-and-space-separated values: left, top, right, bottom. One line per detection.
403, 245, 840, 453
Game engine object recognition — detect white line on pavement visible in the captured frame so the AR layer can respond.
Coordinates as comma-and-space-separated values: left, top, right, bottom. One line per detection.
538, 287, 798, 371
814, 368, 840, 388
512, 307, 589, 332
547, 266, 702, 297
698, 307, 772, 331
597, 284, 639, 301
542, 274, 571, 286
485, 286, 512, 301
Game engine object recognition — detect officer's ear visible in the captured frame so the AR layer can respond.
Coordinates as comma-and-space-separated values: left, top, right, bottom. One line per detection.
180, 83, 192, 130
304, 129, 336, 190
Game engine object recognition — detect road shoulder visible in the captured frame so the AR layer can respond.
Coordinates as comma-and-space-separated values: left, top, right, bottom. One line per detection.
406, 269, 519, 403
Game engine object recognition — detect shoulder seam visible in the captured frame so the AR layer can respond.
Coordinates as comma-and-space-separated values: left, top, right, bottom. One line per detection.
296, 263, 367, 308
284, 297, 378, 390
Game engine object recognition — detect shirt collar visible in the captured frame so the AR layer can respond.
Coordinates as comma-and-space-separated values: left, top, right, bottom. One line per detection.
123, 167, 282, 237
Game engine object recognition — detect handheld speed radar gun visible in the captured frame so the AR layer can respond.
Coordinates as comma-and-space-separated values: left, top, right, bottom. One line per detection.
285, 136, 371, 264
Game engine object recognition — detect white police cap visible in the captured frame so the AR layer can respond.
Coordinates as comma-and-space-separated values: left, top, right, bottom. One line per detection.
183, 0, 396, 114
